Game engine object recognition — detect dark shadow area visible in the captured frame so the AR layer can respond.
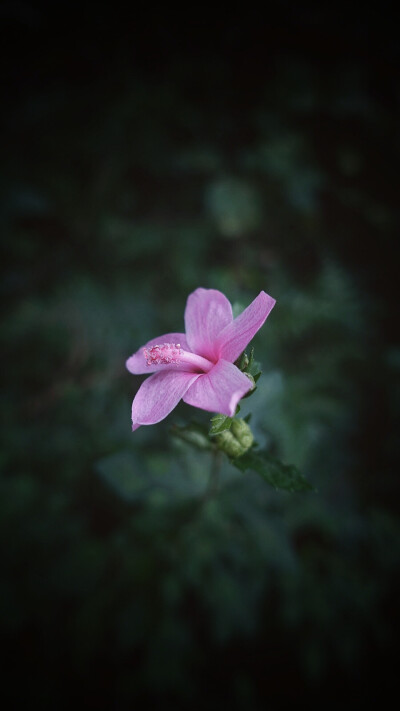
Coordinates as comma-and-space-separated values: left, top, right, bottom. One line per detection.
1, 4, 399, 708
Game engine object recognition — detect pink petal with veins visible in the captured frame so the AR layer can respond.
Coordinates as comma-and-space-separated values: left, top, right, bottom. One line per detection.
131, 370, 200, 427
184, 288, 233, 361
183, 359, 252, 417
217, 291, 275, 363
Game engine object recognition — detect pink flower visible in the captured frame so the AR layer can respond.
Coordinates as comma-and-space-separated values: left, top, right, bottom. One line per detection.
126, 288, 276, 431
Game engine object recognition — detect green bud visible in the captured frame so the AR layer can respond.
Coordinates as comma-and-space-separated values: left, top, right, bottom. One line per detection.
215, 418, 254, 458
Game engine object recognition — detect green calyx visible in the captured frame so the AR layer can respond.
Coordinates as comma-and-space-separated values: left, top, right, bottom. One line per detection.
215, 418, 254, 458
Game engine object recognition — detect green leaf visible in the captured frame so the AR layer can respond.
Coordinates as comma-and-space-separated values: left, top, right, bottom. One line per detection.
248, 346, 255, 368
236, 350, 249, 371
209, 413, 234, 436
248, 361, 262, 377
233, 450, 314, 493
209, 405, 241, 436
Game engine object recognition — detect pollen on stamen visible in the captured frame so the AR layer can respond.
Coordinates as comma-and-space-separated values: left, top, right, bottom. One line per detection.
143, 342, 182, 366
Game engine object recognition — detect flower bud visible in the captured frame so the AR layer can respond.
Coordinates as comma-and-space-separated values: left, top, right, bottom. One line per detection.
215, 418, 254, 458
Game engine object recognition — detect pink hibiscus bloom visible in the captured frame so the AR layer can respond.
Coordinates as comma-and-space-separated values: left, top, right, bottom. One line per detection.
126, 288, 276, 431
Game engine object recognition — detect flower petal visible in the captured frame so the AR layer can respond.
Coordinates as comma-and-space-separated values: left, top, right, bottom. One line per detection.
184, 288, 233, 360
131, 370, 200, 427
216, 291, 275, 363
182, 359, 252, 417
126, 333, 190, 374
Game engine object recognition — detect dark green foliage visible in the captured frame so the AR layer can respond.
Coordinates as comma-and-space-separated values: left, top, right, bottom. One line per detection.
0, 9, 399, 708
208, 399, 310, 489
233, 450, 314, 492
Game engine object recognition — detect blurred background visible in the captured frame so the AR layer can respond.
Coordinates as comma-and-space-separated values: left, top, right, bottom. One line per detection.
1, 3, 399, 708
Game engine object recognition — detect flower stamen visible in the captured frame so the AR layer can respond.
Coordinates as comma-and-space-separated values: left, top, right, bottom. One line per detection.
143, 342, 214, 373
144, 343, 182, 366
